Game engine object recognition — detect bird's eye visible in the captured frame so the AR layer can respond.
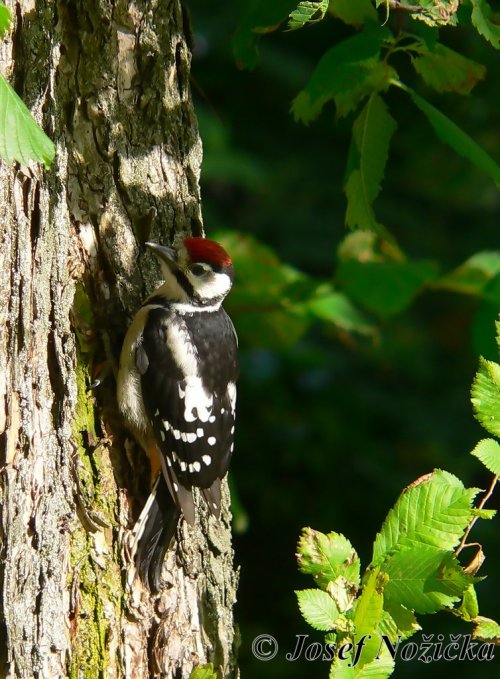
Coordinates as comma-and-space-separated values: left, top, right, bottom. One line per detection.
189, 263, 208, 277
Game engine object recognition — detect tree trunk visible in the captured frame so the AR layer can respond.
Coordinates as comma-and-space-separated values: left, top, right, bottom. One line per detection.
0, 1, 238, 677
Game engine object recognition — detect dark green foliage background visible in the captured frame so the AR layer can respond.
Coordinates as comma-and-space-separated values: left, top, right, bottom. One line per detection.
187, 2, 499, 676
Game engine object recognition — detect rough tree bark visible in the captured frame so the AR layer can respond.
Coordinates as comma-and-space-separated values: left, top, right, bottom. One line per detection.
0, 1, 238, 677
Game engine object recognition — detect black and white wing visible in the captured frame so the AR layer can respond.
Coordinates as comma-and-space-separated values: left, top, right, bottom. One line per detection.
138, 305, 238, 523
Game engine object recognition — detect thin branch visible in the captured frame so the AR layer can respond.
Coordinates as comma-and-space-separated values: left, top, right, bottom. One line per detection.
455, 474, 499, 556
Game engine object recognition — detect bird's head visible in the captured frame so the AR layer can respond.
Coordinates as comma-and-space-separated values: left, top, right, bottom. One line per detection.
146, 237, 234, 308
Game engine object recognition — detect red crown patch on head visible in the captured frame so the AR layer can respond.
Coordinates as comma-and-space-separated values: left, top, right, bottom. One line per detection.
183, 237, 232, 268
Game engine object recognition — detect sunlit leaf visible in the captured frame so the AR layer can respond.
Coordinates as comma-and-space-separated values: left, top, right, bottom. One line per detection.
409, 0, 459, 27
471, 358, 500, 437
437, 251, 500, 298
352, 568, 384, 667
189, 664, 217, 679
297, 528, 360, 589
296, 588, 341, 631
287, 0, 329, 31
472, 616, 500, 642
382, 547, 474, 614
471, 438, 500, 475
372, 470, 479, 561
412, 44, 486, 95
470, 0, 500, 49
0, 2, 11, 37
0, 74, 55, 168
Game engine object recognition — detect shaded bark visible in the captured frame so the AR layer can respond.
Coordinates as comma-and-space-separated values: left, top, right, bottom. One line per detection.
0, 1, 238, 677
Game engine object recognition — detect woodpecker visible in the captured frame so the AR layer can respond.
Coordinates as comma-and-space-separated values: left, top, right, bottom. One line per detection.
117, 237, 238, 591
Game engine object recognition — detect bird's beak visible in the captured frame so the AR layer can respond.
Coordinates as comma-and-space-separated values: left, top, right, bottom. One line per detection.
145, 242, 177, 269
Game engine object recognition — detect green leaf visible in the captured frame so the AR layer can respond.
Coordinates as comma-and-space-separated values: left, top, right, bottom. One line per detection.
213, 231, 311, 350
412, 44, 486, 95
329, 0, 378, 25
400, 84, 500, 186
299, 284, 376, 336
344, 171, 385, 235
329, 658, 355, 679
437, 251, 500, 298
472, 616, 500, 642
470, 0, 500, 49
0, 74, 55, 169
382, 547, 474, 614
471, 357, 500, 437
288, 0, 329, 31
0, 2, 11, 37
372, 470, 479, 562
344, 94, 396, 234
344, 95, 396, 235
297, 528, 361, 589
409, 0, 459, 27
352, 568, 384, 667
338, 259, 438, 317
454, 584, 479, 622
189, 664, 217, 679
352, 94, 397, 204
291, 24, 393, 123
354, 645, 395, 679
232, 0, 297, 69
471, 438, 500, 475
471, 507, 496, 519
381, 602, 421, 640
296, 588, 341, 631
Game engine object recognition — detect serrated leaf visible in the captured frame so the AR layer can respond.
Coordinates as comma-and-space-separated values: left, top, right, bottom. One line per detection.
372, 470, 479, 563
287, 0, 329, 31
412, 44, 486, 95
344, 94, 396, 234
454, 583, 479, 621
382, 547, 474, 614
471, 507, 496, 519
472, 616, 500, 642
0, 2, 11, 37
471, 438, 500, 475
352, 93, 397, 203
291, 25, 392, 123
0, 74, 55, 169
329, 658, 355, 679
337, 259, 438, 317
329, 0, 378, 26
189, 664, 217, 679
410, 0, 459, 27
403, 86, 500, 186
471, 357, 500, 436
470, 0, 500, 49
296, 588, 341, 631
344, 170, 385, 234
354, 644, 395, 679
297, 528, 361, 589
381, 603, 421, 640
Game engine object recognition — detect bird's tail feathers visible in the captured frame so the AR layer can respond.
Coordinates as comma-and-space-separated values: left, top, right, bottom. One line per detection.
128, 474, 180, 592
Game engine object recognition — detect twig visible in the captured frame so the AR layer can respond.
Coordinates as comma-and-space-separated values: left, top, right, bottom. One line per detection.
455, 474, 499, 556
